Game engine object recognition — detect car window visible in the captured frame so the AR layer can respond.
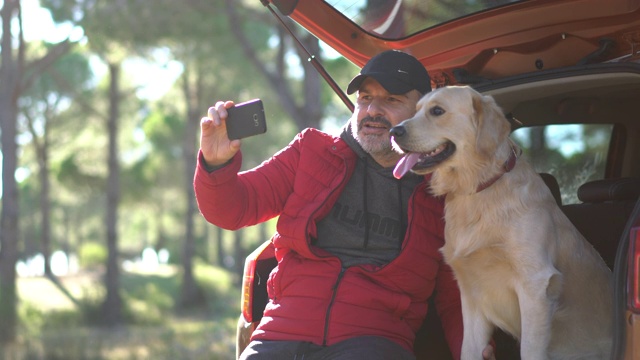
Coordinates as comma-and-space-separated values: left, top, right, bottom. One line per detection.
511, 124, 612, 205
326, 0, 525, 38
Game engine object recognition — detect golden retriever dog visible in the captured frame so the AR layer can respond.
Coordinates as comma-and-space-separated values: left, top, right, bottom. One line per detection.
390, 86, 613, 360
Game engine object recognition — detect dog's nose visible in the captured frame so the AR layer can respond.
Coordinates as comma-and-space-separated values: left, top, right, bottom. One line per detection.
389, 125, 406, 138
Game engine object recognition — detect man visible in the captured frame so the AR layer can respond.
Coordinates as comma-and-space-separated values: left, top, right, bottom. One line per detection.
194, 50, 495, 360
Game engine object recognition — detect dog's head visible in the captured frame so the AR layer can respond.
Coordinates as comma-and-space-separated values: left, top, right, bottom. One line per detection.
391, 86, 511, 191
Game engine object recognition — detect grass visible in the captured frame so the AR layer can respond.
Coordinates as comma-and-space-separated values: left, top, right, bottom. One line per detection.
4, 262, 241, 360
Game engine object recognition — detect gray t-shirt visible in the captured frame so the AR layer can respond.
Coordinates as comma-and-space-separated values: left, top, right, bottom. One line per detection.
314, 126, 422, 267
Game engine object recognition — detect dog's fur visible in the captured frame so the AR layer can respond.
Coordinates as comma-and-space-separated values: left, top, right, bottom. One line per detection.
391, 86, 613, 360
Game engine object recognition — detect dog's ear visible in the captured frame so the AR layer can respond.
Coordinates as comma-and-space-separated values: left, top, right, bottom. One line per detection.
472, 91, 511, 158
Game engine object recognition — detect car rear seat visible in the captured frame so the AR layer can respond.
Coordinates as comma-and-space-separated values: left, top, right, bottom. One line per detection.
561, 177, 640, 269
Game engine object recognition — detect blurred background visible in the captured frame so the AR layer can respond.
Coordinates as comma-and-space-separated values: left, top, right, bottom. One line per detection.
0, 0, 356, 358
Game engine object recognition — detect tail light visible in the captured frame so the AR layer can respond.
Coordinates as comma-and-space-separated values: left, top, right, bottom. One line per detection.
241, 254, 258, 323
628, 226, 640, 313
241, 241, 275, 323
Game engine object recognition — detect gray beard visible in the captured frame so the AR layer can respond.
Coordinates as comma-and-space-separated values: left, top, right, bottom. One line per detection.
357, 132, 394, 156
351, 123, 401, 166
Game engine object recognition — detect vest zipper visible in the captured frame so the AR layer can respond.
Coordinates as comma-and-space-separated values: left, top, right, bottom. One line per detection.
322, 266, 346, 346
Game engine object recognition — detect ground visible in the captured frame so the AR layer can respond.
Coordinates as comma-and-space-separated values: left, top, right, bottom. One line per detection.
6, 264, 239, 360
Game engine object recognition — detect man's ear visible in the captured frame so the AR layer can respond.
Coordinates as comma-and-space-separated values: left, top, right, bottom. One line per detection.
472, 91, 511, 158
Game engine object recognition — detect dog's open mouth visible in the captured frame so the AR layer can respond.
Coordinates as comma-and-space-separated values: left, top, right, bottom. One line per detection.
393, 141, 456, 179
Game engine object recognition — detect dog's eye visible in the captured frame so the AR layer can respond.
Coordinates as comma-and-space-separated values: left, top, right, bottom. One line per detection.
430, 106, 445, 116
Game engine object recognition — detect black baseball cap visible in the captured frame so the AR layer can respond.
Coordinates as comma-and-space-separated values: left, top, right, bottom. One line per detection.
346, 50, 432, 95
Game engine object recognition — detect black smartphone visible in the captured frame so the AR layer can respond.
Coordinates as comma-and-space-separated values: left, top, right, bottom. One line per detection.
226, 99, 267, 140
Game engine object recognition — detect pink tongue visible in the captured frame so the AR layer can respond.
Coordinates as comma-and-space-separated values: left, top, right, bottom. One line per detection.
393, 153, 422, 179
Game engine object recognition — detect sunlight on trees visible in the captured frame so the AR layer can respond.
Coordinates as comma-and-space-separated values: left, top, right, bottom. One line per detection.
0, 0, 353, 355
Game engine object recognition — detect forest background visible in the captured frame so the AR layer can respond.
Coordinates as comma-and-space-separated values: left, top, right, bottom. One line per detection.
0, 0, 606, 359
0, 0, 356, 358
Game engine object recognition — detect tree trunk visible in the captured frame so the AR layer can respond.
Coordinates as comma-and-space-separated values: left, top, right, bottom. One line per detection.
216, 226, 224, 267
39, 134, 52, 276
223, 0, 324, 131
179, 66, 204, 308
0, 0, 22, 345
529, 126, 547, 168
27, 114, 53, 276
233, 229, 244, 286
102, 62, 123, 326
297, 33, 323, 129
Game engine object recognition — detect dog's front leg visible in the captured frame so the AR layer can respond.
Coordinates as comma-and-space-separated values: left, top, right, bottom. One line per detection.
460, 292, 493, 360
517, 269, 562, 360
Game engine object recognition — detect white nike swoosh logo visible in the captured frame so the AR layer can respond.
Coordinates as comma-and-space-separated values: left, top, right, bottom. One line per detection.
397, 70, 409, 74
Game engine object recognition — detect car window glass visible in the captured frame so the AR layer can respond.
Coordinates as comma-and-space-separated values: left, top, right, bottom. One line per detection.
511, 124, 612, 205
326, 0, 524, 38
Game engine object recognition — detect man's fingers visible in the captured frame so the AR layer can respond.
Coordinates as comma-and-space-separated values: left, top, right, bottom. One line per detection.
201, 116, 212, 127
207, 101, 235, 126
207, 105, 222, 126
229, 139, 241, 151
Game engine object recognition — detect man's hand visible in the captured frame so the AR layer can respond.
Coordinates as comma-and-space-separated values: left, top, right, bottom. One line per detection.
200, 100, 242, 167
482, 343, 496, 360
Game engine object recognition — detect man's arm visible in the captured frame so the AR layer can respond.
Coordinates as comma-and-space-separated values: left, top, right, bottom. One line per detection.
193, 129, 304, 230
434, 262, 464, 360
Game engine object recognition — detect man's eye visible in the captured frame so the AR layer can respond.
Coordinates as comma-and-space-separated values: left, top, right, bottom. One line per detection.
430, 106, 445, 116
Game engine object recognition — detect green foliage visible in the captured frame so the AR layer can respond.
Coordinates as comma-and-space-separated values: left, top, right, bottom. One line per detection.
24, 41, 94, 99
76, 286, 108, 326
17, 303, 46, 337
142, 107, 183, 159
55, 154, 105, 192
120, 157, 154, 202
193, 259, 237, 313
121, 273, 177, 323
42, 308, 85, 330
11, 265, 240, 359
78, 242, 107, 268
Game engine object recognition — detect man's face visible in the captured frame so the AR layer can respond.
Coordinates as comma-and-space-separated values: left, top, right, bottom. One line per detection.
350, 78, 422, 166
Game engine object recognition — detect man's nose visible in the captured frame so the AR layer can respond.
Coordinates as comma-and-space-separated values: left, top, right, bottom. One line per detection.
367, 99, 384, 116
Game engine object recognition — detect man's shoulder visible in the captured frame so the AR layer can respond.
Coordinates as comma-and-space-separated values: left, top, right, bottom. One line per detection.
297, 128, 347, 148
299, 127, 336, 140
